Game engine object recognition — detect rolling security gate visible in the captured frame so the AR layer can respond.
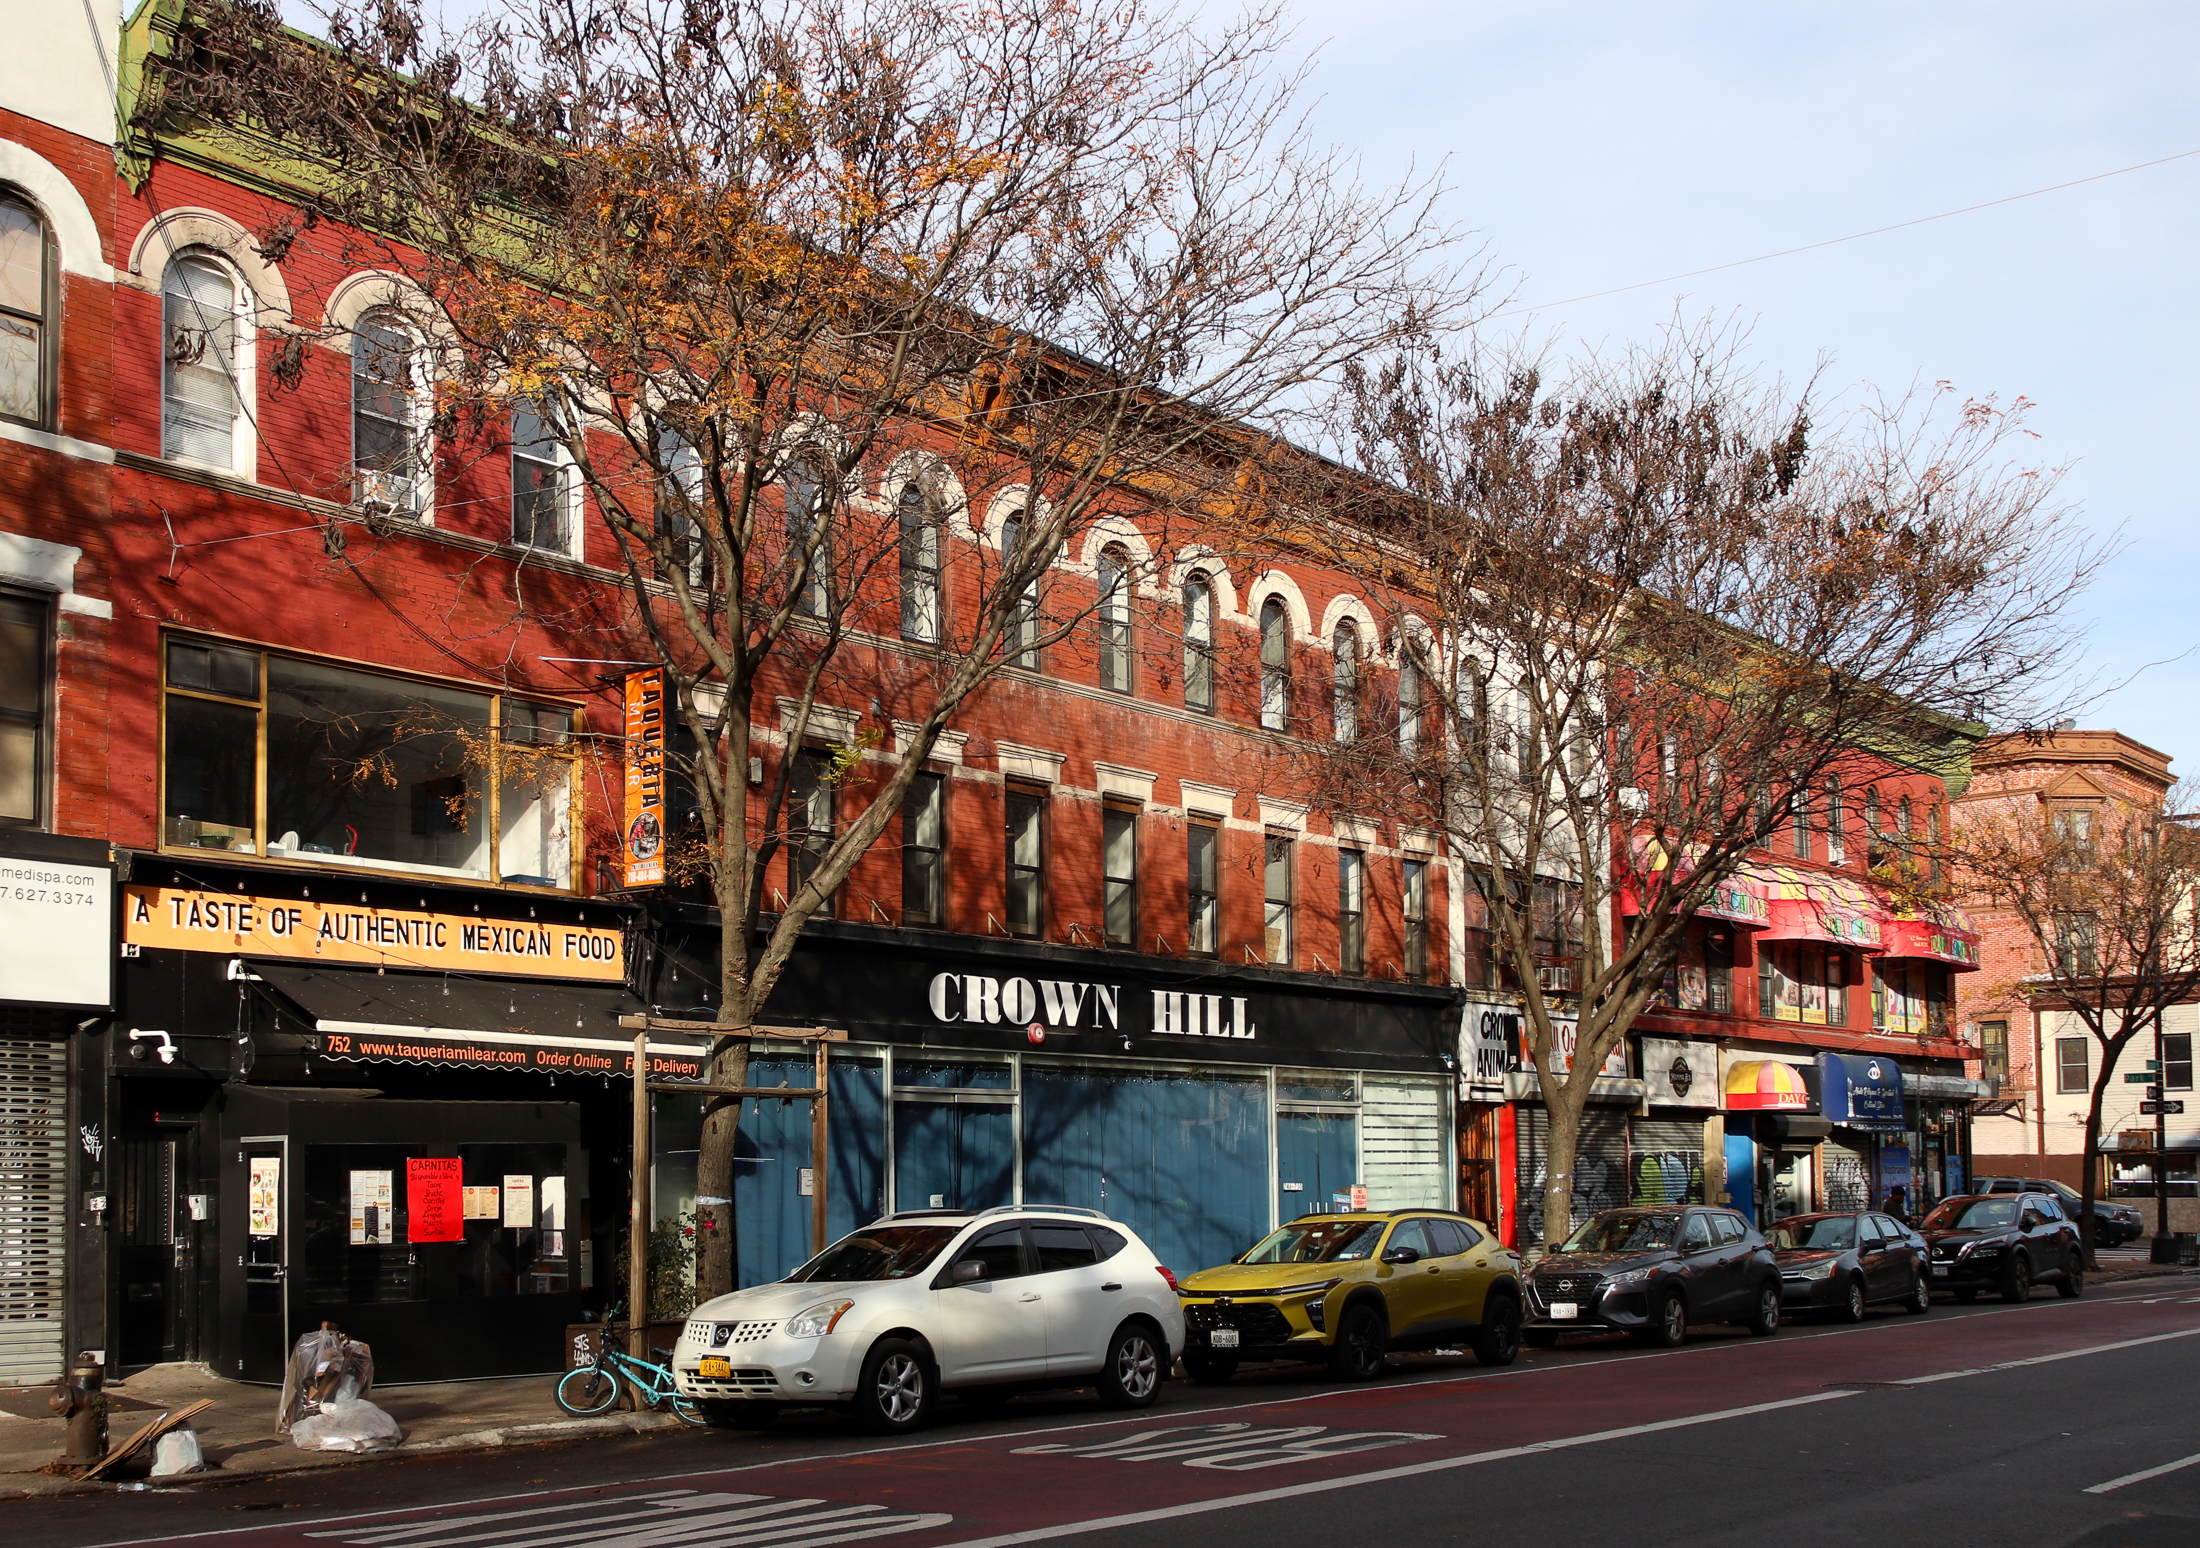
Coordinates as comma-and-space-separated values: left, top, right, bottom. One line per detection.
0, 1038, 68, 1383
1822, 1140, 1871, 1212
1516, 1106, 1629, 1245
1628, 1117, 1706, 1207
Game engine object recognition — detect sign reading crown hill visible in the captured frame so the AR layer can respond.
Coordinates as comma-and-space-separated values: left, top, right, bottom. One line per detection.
125, 885, 625, 980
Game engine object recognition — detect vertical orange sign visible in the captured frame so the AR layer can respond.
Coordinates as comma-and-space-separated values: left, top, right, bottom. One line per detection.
623, 669, 666, 887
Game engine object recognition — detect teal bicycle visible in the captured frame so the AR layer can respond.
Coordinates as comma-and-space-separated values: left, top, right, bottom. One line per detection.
555, 1316, 706, 1425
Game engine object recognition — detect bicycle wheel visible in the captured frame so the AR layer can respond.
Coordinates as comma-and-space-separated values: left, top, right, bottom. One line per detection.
668, 1392, 708, 1426
556, 1364, 624, 1418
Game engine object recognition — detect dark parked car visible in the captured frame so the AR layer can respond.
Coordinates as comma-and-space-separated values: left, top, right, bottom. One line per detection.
1525, 1206, 1782, 1348
1974, 1176, 2143, 1247
1921, 1192, 2085, 1302
1769, 1211, 1932, 1321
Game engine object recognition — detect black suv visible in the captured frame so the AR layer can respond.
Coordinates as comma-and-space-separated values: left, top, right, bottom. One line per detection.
1974, 1176, 2143, 1247
1525, 1206, 1782, 1348
1921, 1191, 2085, 1302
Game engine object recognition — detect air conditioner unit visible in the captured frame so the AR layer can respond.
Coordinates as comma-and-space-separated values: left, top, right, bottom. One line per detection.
1536, 963, 1573, 992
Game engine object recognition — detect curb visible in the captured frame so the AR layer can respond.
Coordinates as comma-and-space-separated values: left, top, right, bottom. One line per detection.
404, 1412, 686, 1450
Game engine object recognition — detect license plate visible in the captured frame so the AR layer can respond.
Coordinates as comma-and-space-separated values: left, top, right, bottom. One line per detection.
1931, 1267, 1949, 1278
1209, 1328, 1240, 1349
698, 1357, 732, 1377
1550, 1303, 1580, 1320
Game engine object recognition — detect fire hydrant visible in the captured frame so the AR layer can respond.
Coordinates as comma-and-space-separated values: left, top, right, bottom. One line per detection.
50, 1351, 108, 1468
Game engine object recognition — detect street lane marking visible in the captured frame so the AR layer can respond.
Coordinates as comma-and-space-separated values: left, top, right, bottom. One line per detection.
1893, 1325, 2200, 1386
935, 1392, 1863, 1548
306, 1489, 953, 1548
935, 1325, 2200, 1548
2084, 1450, 2200, 1494
1014, 1424, 1442, 1471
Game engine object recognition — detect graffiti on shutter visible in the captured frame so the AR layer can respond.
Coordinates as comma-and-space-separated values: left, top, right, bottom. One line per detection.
1515, 1107, 1628, 1245
1823, 1143, 1869, 1211
1628, 1118, 1705, 1206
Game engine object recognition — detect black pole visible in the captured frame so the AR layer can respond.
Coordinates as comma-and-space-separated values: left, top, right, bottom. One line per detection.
2153, 1009, 2174, 1262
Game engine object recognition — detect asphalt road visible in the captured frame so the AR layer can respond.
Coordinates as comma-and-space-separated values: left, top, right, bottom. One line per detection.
24, 1278, 2200, 1548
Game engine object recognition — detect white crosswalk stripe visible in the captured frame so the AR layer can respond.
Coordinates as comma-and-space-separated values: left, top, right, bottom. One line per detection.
310, 1490, 953, 1548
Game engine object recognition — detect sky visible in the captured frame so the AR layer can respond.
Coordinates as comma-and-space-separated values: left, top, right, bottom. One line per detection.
1266, 1, 2200, 764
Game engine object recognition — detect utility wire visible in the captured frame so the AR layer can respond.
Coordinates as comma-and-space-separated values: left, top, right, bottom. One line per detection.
1482, 146, 2200, 323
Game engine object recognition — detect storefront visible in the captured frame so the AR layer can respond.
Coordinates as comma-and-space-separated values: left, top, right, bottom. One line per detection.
1721, 1050, 1826, 1226
106, 861, 647, 1382
645, 918, 1461, 1293
0, 829, 113, 1385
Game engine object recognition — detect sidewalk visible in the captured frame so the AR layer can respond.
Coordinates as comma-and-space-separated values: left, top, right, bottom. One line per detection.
0, 1364, 685, 1498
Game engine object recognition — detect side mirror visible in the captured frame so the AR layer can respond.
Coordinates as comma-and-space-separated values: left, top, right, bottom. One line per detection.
953, 1260, 986, 1284
1380, 1246, 1420, 1265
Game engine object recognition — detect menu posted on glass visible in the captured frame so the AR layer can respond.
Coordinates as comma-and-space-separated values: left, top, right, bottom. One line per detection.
462, 1185, 501, 1220
348, 1169, 393, 1244
406, 1157, 465, 1243
502, 1174, 535, 1229
248, 1156, 281, 1237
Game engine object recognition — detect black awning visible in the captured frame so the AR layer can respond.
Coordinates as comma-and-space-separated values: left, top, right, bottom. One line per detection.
254, 962, 704, 1080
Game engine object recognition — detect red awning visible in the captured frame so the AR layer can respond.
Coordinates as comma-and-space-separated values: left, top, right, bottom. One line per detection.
1879, 907, 1982, 971
1757, 867, 1885, 952
1619, 842, 1772, 928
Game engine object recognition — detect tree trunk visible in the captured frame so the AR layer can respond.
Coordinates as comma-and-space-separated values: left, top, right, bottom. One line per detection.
693, 1033, 751, 1298
1541, 1079, 1584, 1251
2079, 1060, 2113, 1273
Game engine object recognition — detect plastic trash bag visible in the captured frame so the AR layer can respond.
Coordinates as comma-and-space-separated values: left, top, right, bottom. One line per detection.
279, 1325, 377, 1432
289, 1398, 403, 1453
150, 1427, 205, 1476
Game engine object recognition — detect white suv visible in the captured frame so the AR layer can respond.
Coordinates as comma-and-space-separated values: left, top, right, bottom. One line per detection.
671, 1206, 1185, 1433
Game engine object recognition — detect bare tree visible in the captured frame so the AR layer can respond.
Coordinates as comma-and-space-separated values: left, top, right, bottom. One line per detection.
1949, 774, 2200, 1266
151, 0, 1472, 1291
1288, 327, 2098, 1250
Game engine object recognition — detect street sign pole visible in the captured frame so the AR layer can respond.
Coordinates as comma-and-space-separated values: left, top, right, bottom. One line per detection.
2155, 1010, 2175, 1263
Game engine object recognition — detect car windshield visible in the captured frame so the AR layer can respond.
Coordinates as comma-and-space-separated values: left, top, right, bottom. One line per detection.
1560, 1212, 1680, 1253
1241, 1219, 1388, 1264
1924, 1198, 2019, 1232
786, 1225, 958, 1282
1771, 1217, 1857, 1251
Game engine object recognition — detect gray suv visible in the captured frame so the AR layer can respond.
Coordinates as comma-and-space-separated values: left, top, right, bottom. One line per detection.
1525, 1206, 1782, 1348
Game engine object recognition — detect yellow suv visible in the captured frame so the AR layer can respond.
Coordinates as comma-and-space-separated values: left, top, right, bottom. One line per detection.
1175, 1210, 1524, 1382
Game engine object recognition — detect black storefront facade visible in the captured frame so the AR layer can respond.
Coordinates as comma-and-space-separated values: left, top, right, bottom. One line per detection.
641, 917, 1463, 1295
100, 859, 661, 1384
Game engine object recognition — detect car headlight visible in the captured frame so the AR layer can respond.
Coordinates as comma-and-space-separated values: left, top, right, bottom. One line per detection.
1606, 1266, 1654, 1288
1967, 1241, 2004, 1257
1266, 1278, 1344, 1298
1793, 1260, 1837, 1280
783, 1299, 856, 1339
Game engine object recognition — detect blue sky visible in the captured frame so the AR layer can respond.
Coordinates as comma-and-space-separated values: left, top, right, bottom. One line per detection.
1274, 1, 2199, 763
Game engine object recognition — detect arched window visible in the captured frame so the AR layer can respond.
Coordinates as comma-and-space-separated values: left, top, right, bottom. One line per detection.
162, 254, 244, 470
1331, 619, 1359, 741
1259, 597, 1290, 731
1000, 511, 1040, 669
351, 312, 427, 515
0, 193, 54, 428
783, 457, 833, 616
897, 481, 940, 642
1397, 646, 1422, 752
1182, 572, 1214, 713
1097, 546, 1132, 694
511, 395, 576, 554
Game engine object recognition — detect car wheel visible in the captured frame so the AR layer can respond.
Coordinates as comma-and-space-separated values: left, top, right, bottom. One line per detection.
1746, 1280, 1781, 1337
1839, 1276, 1867, 1324
697, 1399, 777, 1430
853, 1337, 935, 1435
1905, 1269, 1932, 1315
2094, 1219, 2113, 1248
1181, 1350, 1239, 1384
1098, 1323, 1165, 1409
2002, 1255, 2032, 1304
1327, 1303, 1388, 1380
2058, 1263, 2085, 1300
1647, 1288, 1688, 1348
1471, 1293, 1523, 1367
1522, 1328, 1559, 1350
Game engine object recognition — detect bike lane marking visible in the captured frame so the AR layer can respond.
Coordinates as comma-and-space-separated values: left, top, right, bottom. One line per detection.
74, 1297, 2200, 1548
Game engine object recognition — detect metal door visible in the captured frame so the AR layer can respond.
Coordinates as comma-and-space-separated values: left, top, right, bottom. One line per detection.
238, 1137, 289, 1383
116, 1136, 177, 1366
0, 1038, 67, 1384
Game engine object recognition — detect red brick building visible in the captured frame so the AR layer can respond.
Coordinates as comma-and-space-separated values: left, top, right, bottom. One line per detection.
0, 1, 1989, 1382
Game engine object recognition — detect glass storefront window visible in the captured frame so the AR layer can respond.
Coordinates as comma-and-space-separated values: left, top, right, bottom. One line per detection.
1277, 1071, 1356, 1103
895, 1059, 1013, 1090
